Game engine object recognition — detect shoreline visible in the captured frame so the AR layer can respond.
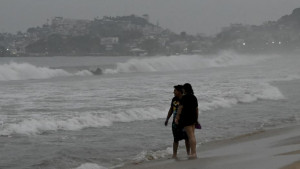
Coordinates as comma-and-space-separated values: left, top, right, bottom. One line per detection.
118, 125, 300, 169
281, 160, 300, 169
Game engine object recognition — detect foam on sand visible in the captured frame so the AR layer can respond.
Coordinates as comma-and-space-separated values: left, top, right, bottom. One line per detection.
119, 126, 300, 169
73, 163, 107, 169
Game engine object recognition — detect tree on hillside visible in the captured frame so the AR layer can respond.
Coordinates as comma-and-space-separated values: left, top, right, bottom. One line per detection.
140, 38, 162, 54
0, 46, 11, 57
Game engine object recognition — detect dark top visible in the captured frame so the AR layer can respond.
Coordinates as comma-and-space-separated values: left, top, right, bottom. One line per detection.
171, 97, 188, 142
179, 94, 198, 127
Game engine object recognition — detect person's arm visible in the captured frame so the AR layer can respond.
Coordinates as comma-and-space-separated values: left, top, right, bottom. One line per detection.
164, 106, 173, 126
196, 107, 199, 124
175, 105, 183, 125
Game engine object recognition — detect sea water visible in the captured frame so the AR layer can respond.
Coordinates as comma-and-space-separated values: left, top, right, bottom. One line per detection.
0, 51, 299, 169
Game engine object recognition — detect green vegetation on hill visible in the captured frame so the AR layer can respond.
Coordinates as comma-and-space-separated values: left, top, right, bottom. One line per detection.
1, 8, 300, 57
211, 7, 300, 54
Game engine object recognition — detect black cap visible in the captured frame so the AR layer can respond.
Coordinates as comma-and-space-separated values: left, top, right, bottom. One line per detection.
174, 85, 183, 93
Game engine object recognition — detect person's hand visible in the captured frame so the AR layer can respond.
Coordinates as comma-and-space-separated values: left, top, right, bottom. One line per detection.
164, 120, 168, 126
175, 118, 179, 125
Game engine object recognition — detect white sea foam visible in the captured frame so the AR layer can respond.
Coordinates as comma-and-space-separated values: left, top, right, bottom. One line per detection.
0, 62, 92, 81
74, 70, 94, 76
0, 78, 285, 136
197, 80, 285, 113
0, 80, 285, 136
0, 113, 112, 135
104, 51, 275, 74
132, 147, 172, 163
74, 163, 107, 169
0, 107, 166, 136
255, 82, 285, 100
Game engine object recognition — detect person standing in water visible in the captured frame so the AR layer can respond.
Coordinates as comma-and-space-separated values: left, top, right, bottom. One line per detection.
175, 83, 199, 159
165, 85, 190, 158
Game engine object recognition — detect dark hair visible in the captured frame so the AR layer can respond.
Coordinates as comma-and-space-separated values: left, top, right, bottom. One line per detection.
183, 83, 194, 94
174, 85, 183, 94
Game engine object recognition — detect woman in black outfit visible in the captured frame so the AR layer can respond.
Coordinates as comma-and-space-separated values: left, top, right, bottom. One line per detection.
175, 83, 199, 159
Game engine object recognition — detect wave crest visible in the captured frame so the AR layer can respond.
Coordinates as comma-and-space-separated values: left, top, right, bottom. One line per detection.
104, 51, 274, 74
0, 62, 92, 81
0, 107, 166, 136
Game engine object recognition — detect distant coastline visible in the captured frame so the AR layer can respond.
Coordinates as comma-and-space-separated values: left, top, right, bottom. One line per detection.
1, 8, 300, 57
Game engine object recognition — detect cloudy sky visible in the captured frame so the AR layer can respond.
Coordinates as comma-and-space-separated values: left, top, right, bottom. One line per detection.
0, 0, 299, 35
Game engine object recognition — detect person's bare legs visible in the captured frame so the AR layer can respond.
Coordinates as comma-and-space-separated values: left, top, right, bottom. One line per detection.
172, 141, 179, 158
184, 139, 191, 155
184, 125, 197, 158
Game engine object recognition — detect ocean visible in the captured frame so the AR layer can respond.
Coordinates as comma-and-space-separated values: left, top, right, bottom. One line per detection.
0, 51, 299, 169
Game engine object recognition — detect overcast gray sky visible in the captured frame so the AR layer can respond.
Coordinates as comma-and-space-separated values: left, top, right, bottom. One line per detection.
0, 0, 299, 35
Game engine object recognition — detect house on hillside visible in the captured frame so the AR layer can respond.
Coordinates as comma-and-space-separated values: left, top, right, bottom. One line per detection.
101, 37, 119, 51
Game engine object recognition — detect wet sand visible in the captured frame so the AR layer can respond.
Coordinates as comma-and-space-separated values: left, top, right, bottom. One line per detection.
281, 160, 300, 169
119, 125, 300, 169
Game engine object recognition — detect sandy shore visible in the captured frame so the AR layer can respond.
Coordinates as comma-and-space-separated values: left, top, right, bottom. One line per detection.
119, 125, 300, 169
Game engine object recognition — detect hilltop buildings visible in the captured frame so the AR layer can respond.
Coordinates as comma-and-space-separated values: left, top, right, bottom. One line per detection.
1, 8, 300, 57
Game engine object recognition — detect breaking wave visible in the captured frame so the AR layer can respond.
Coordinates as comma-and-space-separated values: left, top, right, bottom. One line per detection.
0, 80, 284, 136
104, 51, 275, 74
0, 62, 93, 81
198, 81, 285, 112
0, 107, 166, 136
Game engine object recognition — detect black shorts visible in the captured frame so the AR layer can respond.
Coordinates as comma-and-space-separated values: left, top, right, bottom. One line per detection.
172, 121, 188, 142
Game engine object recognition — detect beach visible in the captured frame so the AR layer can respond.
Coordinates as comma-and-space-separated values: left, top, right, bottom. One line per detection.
119, 125, 299, 169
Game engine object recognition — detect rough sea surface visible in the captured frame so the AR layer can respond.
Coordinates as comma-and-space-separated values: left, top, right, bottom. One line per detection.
0, 51, 299, 169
